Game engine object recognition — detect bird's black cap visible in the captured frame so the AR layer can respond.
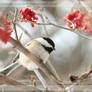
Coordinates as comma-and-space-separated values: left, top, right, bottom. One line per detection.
43, 37, 55, 49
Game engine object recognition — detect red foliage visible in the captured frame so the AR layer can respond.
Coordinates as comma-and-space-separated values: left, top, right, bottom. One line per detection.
19, 8, 38, 27
64, 10, 86, 29
82, 15, 92, 34
64, 10, 80, 22
0, 27, 12, 43
64, 10, 92, 34
0, 14, 12, 44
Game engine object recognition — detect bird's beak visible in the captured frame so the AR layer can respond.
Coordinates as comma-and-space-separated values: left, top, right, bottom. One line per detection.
53, 48, 55, 50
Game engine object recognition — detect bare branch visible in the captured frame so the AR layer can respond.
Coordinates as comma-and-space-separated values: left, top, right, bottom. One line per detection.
18, 16, 92, 41
0, 73, 22, 86
66, 65, 92, 91
16, 23, 33, 39
80, 0, 92, 13
70, 65, 92, 82
13, 8, 19, 41
39, 8, 49, 36
19, 32, 23, 41
0, 73, 39, 92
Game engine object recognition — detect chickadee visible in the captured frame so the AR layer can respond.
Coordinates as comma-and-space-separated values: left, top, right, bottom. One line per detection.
1, 37, 56, 89
19, 37, 55, 89
19, 37, 55, 71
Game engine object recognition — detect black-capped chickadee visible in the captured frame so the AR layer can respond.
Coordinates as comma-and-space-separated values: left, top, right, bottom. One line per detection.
19, 37, 55, 71
18, 37, 55, 89
1, 37, 56, 89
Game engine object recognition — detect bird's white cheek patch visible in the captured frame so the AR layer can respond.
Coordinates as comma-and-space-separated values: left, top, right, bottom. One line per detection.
35, 38, 52, 48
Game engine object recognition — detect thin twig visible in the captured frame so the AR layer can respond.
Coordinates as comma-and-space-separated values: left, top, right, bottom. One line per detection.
16, 23, 33, 39
0, 73, 24, 86
66, 65, 92, 91
47, 60, 61, 81
80, 0, 92, 13
70, 65, 92, 82
39, 8, 49, 36
0, 73, 37, 92
75, 31, 92, 40
13, 8, 19, 41
18, 16, 73, 30
70, 0, 77, 13
0, 62, 18, 75
18, 16, 92, 41
19, 32, 23, 41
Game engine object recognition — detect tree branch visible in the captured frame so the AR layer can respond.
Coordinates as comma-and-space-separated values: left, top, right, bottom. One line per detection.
66, 65, 92, 91
13, 8, 19, 41
16, 23, 33, 39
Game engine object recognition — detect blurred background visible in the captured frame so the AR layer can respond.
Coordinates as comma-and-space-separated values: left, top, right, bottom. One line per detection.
0, 0, 92, 84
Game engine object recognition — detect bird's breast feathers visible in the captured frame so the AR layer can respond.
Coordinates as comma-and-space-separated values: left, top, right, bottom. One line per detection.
19, 40, 49, 70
